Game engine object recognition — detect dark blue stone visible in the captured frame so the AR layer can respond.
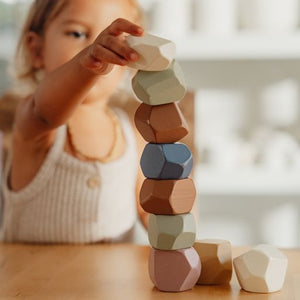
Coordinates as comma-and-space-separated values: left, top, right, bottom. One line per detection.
140, 143, 193, 179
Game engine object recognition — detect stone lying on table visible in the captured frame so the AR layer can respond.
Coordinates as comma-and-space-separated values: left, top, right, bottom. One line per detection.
134, 102, 188, 143
132, 60, 186, 105
149, 247, 201, 292
140, 143, 193, 180
126, 33, 176, 71
148, 213, 196, 250
233, 244, 288, 293
140, 178, 196, 215
194, 239, 232, 285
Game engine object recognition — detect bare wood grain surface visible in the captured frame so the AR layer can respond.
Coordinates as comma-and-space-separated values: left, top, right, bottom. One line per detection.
0, 244, 298, 299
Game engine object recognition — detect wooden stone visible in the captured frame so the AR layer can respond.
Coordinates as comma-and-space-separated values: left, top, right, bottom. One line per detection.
194, 239, 232, 285
139, 178, 196, 215
148, 213, 196, 250
140, 143, 193, 180
233, 244, 288, 293
132, 60, 186, 105
149, 247, 201, 292
134, 103, 188, 143
126, 33, 176, 71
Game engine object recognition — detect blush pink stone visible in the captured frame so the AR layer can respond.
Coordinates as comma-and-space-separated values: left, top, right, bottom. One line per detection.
148, 247, 201, 292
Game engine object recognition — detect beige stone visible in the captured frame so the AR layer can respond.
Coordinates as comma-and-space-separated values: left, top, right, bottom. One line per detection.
233, 244, 288, 293
126, 33, 176, 71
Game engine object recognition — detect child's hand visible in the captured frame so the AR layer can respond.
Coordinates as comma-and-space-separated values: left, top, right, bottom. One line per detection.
82, 18, 144, 75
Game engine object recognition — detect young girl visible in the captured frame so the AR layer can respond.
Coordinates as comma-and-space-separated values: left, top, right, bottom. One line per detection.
0, 0, 149, 243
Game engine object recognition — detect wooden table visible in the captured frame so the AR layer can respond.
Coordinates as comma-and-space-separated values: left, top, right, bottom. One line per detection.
0, 244, 299, 300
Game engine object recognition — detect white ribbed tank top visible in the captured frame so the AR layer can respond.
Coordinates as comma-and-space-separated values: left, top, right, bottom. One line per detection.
0, 108, 138, 243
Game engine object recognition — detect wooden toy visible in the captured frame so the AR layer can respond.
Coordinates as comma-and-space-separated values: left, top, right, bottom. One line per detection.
134, 103, 188, 143
132, 60, 186, 105
139, 178, 196, 215
148, 213, 196, 250
140, 143, 193, 179
233, 244, 288, 293
126, 33, 176, 71
149, 247, 201, 292
130, 32, 198, 293
194, 239, 232, 285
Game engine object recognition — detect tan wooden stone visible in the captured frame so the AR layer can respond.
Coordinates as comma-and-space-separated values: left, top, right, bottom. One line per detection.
194, 239, 232, 285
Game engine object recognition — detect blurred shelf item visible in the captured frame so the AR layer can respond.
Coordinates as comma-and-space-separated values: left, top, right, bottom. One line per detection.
3, 30, 300, 61
195, 165, 300, 196
0, 31, 17, 60
165, 32, 300, 61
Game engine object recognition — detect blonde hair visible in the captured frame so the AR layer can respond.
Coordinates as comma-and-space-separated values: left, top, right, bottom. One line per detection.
13, 0, 145, 96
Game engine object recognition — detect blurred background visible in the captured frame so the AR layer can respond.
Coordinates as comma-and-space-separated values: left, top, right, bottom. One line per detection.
0, 0, 299, 247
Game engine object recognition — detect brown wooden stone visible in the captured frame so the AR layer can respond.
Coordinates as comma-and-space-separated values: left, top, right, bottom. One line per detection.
139, 178, 196, 215
134, 103, 188, 143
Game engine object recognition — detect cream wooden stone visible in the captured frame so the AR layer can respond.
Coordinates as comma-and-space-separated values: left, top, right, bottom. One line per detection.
194, 239, 232, 285
126, 33, 176, 71
148, 213, 196, 250
132, 60, 186, 105
233, 244, 288, 293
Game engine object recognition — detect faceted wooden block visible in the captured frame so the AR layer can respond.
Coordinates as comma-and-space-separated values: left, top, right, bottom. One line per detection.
148, 213, 196, 250
194, 239, 232, 285
149, 247, 201, 292
233, 244, 288, 293
140, 143, 193, 180
134, 103, 188, 143
132, 60, 186, 105
126, 33, 176, 71
140, 178, 196, 215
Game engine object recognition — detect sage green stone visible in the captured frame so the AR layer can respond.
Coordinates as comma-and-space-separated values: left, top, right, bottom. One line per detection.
132, 60, 187, 105
148, 213, 196, 250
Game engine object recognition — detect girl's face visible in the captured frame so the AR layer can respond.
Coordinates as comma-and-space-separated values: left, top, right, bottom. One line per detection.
38, 0, 136, 102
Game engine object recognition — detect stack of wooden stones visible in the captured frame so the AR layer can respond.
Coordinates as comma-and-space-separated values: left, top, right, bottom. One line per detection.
126, 33, 289, 294
126, 33, 201, 292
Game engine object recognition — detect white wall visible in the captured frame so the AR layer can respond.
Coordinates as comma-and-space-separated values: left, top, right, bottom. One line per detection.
138, 0, 300, 247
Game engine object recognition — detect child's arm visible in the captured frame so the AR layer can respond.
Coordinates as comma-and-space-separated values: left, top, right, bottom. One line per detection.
18, 18, 143, 139
10, 19, 143, 191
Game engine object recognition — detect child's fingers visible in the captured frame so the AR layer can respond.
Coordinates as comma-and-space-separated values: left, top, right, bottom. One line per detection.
106, 18, 144, 37
91, 44, 128, 66
100, 35, 138, 61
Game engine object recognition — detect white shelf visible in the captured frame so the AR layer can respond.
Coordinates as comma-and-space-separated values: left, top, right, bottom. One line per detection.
2, 31, 300, 61
194, 165, 300, 196
170, 31, 300, 61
